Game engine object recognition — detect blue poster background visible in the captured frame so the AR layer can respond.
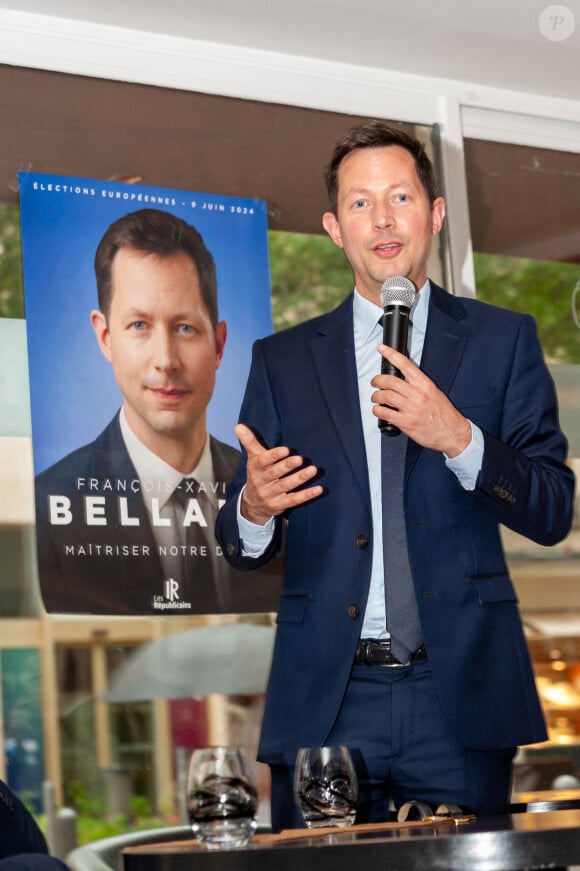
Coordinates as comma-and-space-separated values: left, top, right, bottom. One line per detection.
18, 173, 272, 475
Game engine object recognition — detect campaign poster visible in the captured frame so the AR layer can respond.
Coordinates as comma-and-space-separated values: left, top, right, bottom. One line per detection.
19, 173, 281, 617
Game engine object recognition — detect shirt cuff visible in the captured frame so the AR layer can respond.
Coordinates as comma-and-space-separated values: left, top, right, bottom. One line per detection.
236, 487, 276, 557
444, 420, 483, 491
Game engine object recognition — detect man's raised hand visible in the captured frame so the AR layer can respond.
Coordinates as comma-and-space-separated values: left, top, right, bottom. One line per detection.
235, 423, 323, 525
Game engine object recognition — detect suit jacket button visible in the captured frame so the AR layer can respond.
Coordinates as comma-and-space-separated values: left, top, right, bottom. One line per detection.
356, 534, 369, 548
493, 484, 516, 503
226, 543, 236, 557
348, 604, 360, 619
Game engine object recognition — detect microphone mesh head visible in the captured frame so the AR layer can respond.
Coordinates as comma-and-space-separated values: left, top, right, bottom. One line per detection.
380, 275, 416, 308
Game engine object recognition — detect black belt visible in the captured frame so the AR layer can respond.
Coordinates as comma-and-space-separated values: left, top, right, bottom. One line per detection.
354, 639, 427, 667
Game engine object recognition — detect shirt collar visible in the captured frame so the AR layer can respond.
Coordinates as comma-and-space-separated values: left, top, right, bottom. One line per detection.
353, 279, 430, 343
119, 408, 215, 511
411, 279, 430, 337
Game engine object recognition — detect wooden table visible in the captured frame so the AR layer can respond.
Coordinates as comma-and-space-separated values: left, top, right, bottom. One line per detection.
123, 809, 580, 871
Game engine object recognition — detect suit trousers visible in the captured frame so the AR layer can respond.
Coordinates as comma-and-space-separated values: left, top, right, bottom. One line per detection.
269, 659, 516, 831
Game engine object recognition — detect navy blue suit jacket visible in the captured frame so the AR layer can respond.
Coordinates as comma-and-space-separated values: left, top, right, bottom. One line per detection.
36, 413, 281, 615
216, 283, 575, 765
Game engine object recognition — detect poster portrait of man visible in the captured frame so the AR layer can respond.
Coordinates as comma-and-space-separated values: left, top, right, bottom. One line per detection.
19, 174, 281, 616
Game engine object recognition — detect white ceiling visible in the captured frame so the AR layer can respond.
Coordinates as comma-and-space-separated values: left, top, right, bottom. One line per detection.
1, 0, 579, 102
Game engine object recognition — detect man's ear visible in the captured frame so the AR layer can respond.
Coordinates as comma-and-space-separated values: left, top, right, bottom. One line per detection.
90, 310, 113, 363
214, 321, 227, 369
322, 211, 344, 249
431, 197, 446, 237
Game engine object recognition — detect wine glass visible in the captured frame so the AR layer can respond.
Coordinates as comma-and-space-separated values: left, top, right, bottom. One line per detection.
187, 746, 258, 849
294, 745, 358, 828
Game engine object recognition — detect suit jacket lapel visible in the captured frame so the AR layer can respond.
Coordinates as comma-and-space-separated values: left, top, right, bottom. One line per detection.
306, 286, 469, 496
406, 283, 470, 476
310, 297, 371, 505
422, 283, 469, 388
92, 414, 160, 554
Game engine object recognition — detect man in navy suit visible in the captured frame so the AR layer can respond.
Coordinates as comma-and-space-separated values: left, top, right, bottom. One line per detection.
216, 120, 575, 828
36, 209, 280, 616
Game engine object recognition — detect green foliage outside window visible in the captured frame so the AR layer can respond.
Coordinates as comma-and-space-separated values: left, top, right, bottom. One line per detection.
1, 203, 578, 363
268, 230, 353, 332
268, 231, 580, 368
0, 204, 24, 318
473, 252, 580, 365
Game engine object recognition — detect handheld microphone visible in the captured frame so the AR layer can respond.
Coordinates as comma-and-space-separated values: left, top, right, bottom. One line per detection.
378, 275, 416, 436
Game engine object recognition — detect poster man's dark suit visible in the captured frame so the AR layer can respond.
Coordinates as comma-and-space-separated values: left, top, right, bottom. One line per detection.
36, 413, 280, 615
216, 282, 575, 768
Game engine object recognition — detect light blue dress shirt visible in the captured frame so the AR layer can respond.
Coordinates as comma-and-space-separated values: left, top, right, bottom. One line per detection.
237, 281, 484, 635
